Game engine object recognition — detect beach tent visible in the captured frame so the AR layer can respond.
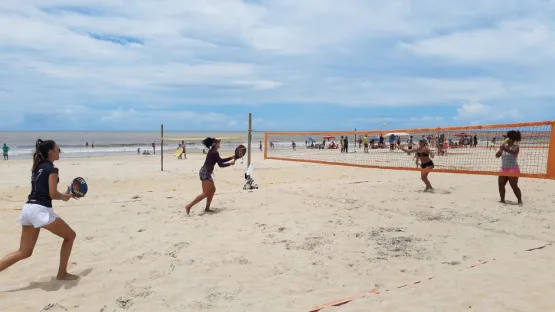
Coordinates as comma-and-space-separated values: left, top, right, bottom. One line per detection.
385, 132, 410, 136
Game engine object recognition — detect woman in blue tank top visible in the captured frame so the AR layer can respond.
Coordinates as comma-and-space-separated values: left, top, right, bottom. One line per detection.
184, 137, 236, 215
0, 139, 80, 280
495, 130, 523, 204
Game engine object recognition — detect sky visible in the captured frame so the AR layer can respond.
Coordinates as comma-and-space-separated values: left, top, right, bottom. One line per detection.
1, 0, 555, 132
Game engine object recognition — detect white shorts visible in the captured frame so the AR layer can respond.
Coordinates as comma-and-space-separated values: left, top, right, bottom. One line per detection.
19, 203, 58, 228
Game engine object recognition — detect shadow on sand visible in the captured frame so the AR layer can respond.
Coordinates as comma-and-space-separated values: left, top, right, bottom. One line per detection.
197, 208, 228, 216
416, 188, 452, 195
2, 268, 93, 293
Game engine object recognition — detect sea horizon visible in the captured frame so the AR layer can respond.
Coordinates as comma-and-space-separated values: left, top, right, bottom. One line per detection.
0, 131, 266, 160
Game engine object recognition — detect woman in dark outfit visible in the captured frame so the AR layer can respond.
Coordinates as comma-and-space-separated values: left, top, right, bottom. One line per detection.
185, 138, 236, 215
400, 139, 435, 191
0, 139, 80, 280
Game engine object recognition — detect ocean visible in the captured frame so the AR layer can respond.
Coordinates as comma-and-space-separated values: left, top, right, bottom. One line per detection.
0, 131, 267, 159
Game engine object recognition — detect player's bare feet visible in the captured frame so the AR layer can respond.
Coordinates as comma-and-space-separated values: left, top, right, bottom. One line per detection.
57, 272, 80, 281
185, 205, 192, 215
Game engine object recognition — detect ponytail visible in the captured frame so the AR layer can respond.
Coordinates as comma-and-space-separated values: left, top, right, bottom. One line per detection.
32, 139, 56, 173
202, 137, 216, 149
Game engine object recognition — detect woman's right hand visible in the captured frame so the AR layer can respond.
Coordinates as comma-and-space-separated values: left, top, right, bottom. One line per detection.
62, 193, 71, 201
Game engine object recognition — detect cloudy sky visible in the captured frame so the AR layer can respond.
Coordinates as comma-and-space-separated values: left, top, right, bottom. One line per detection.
1, 0, 554, 131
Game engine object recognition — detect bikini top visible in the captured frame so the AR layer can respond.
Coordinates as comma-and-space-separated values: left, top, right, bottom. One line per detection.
416, 152, 429, 157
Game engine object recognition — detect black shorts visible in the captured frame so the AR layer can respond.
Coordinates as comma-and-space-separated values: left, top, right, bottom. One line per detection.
364, 143, 368, 147
199, 166, 213, 181
421, 160, 434, 169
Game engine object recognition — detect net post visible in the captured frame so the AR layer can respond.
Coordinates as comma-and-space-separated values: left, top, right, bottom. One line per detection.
161, 124, 164, 171
354, 128, 357, 152
547, 121, 555, 179
247, 113, 252, 167
264, 132, 268, 159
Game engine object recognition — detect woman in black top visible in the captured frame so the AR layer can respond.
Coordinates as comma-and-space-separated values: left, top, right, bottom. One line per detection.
185, 137, 235, 215
0, 139, 80, 280
400, 139, 435, 191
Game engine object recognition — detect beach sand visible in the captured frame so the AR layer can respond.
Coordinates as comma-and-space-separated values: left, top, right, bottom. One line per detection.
1, 151, 554, 312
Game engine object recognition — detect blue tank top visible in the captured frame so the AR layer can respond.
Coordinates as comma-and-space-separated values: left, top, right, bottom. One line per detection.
27, 161, 59, 208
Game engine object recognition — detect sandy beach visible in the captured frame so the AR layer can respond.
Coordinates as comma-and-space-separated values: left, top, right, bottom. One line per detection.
1, 151, 555, 312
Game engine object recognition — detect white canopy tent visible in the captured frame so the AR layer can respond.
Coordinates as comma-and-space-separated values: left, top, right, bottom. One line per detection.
385, 132, 410, 136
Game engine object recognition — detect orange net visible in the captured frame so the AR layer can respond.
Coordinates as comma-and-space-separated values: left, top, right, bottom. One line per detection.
264, 121, 555, 179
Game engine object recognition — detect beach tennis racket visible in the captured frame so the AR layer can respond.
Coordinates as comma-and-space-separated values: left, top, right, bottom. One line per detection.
234, 145, 247, 160
69, 177, 88, 197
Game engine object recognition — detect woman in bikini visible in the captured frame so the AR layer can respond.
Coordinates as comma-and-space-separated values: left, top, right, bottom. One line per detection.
0, 139, 80, 280
400, 139, 434, 191
184, 137, 235, 215
495, 130, 522, 204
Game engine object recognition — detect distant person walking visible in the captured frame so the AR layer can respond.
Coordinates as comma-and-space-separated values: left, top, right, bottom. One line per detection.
152, 142, 156, 155
389, 134, 395, 151
363, 134, 369, 153
2, 143, 9, 160
181, 141, 187, 159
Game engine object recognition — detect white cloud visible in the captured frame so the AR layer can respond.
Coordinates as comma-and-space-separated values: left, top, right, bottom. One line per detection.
401, 19, 555, 64
275, 76, 508, 107
410, 115, 444, 122
453, 102, 520, 124
1, 0, 555, 130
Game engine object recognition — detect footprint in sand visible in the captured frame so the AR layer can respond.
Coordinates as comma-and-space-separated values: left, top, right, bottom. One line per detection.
116, 297, 133, 310
125, 282, 154, 299
42, 303, 67, 311
165, 242, 190, 258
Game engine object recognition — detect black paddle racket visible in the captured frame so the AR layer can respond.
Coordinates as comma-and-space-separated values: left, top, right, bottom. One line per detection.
234, 145, 247, 160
